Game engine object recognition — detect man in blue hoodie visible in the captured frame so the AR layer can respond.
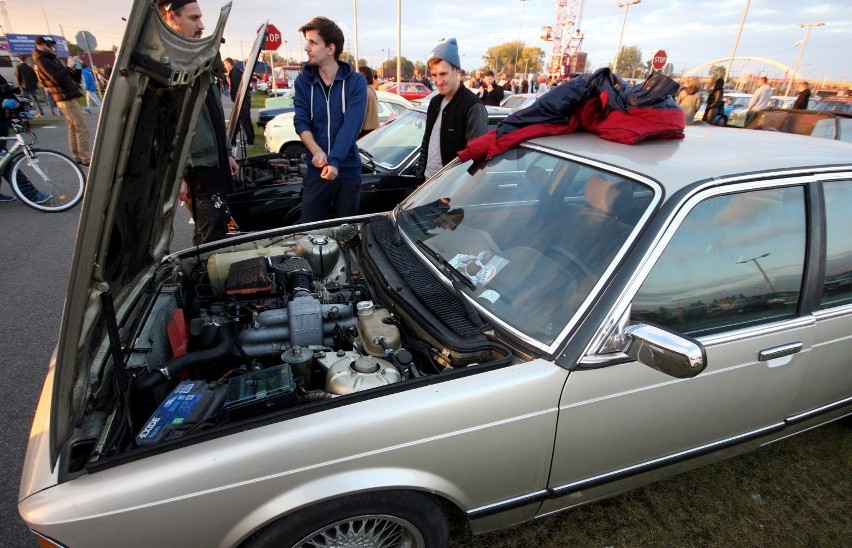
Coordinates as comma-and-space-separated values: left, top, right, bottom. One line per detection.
293, 16, 367, 223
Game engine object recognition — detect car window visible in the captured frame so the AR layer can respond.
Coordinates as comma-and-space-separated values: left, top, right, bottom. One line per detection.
632, 187, 806, 337
398, 148, 653, 344
358, 109, 425, 168
821, 180, 852, 307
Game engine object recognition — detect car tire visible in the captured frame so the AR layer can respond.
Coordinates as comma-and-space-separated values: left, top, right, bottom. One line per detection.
280, 143, 306, 158
715, 115, 728, 127
242, 490, 449, 548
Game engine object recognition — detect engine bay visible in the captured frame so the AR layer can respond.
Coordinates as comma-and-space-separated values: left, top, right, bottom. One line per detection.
96, 220, 513, 458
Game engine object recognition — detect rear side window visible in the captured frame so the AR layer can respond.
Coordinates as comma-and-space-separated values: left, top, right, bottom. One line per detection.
632, 187, 807, 337
821, 180, 852, 307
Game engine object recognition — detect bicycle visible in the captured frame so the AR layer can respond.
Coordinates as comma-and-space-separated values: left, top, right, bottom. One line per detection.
1, 97, 86, 212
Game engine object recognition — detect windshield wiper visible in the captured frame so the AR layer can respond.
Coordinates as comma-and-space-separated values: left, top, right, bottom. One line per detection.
359, 147, 376, 172
415, 239, 475, 290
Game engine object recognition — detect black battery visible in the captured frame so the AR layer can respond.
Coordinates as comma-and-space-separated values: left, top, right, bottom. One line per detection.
136, 380, 227, 446
227, 363, 298, 421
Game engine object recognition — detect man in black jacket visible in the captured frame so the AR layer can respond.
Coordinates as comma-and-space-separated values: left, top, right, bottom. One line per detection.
416, 38, 487, 181
32, 36, 91, 166
15, 57, 45, 117
480, 70, 504, 106
223, 57, 253, 146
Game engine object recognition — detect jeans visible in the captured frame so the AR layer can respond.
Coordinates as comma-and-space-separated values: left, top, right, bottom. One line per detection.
299, 169, 361, 223
20, 89, 44, 115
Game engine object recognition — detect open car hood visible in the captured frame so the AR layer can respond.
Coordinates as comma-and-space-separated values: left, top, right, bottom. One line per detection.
48, 1, 233, 467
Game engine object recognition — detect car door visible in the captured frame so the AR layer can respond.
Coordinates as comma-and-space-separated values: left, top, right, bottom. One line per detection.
793, 176, 852, 418
541, 180, 813, 512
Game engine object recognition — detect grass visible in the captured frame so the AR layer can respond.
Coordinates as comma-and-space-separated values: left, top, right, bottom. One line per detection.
448, 419, 851, 546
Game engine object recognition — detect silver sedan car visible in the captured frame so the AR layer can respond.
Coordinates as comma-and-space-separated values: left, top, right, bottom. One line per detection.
18, 4, 852, 547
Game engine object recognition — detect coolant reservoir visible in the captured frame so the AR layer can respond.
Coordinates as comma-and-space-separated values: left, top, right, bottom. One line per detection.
356, 301, 400, 357
295, 235, 340, 279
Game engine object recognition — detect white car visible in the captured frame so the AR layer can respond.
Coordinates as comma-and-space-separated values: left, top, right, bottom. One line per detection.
264, 90, 413, 155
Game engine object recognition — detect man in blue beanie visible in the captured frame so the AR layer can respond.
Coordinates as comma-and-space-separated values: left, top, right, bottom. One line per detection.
416, 38, 487, 181
294, 16, 367, 223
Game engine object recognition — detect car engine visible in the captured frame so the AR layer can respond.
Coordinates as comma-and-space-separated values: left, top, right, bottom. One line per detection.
121, 221, 511, 449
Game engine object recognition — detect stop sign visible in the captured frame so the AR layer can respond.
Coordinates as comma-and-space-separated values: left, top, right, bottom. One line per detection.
264, 24, 282, 51
652, 50, 667, 70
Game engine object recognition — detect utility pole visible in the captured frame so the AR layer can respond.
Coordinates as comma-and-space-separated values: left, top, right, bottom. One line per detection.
613, 0, 640, 74
786, 22, 825, 96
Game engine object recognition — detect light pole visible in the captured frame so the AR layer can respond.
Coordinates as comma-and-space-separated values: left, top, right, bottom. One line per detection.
613, 0, 640, 74
737, 253, 776, 293
725, 0, 751, 85
786, 22, 825, 96
514, 0, 529, 79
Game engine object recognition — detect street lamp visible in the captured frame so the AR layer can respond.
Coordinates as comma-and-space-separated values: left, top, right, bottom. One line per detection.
786, 22, 825, 96
613, 0, 640, 75
515, 0, 529, 79
725, 0, 751, 85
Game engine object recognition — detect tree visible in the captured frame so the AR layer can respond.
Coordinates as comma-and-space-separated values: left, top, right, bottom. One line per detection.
483, 41, 546, 77
380, 56, 415, 79
613, 45, 642, 76
709, 65, 726, 84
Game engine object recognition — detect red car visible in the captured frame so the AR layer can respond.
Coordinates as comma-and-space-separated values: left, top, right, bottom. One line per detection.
384, 81, 432, 101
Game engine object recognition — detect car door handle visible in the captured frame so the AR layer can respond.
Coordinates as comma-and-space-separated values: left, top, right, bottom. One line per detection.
758, 342, 803, 362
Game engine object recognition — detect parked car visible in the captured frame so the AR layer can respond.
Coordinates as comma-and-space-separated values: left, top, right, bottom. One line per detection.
382, 81, 432, 101
744, 107, 852, 142
233, 105, 508, 231
500, 92, 538, 112
813, 97, 852, 114
18, 7, 852, 547
263, 90, 413, 155
256, 93, 295, 128
410, 88, 439, 106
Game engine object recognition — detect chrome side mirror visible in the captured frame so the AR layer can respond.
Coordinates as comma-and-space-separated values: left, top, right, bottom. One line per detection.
623, 323, 706, 379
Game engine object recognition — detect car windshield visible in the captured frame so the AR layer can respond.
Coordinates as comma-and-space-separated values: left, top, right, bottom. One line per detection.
395, 148, 653, 345
358, 109, 424, 168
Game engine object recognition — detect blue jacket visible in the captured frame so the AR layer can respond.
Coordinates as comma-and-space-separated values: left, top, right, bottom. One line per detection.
293, 61, 366, 178
82, 67, 97, 93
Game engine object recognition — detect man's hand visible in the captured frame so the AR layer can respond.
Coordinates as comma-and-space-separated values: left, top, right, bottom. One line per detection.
179, 180, 190, 202
228, 155, 239, 179
311, 150, 328, 170
320, 164, 338, 180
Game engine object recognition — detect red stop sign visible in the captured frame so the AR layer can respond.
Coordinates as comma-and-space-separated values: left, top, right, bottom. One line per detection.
264, 24, 282, 51
652, 50, 667, 70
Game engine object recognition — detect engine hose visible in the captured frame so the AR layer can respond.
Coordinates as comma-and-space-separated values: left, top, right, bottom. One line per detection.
133, 323, 236, 392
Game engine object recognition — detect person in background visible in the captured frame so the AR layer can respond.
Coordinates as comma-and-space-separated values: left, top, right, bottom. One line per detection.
81, 64, 101, 114
358, 66, 379, 138
415, 38, 487, 181
746, 76, 772, 125
32, 36, 91, 166
480, 69, 504, 106
792, 81, 811, 110
676, 77, 701, 125
222, 57, 253, 146
293, 16, 367, 223
702, 77, 725, 124
15, 56, 44, 117
159, 0, 238, 245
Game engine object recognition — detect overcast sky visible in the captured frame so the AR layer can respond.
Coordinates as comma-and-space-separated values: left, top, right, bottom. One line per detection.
6, 0, 851, 82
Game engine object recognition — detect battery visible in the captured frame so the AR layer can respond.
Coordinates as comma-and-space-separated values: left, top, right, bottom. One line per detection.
227, 363, 297, 421
136, 381, 226, 446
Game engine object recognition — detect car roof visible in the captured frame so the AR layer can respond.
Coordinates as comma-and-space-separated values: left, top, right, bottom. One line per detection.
523, 125, 852, 194
375, 89, 414, 107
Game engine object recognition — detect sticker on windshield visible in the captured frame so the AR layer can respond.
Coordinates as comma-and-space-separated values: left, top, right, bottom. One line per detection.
449, 251, 508, 287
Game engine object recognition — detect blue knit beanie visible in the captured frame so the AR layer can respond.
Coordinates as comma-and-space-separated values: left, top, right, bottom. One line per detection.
428, 38, 461, 69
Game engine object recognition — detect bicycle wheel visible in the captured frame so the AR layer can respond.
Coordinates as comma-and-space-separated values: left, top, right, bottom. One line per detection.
9, 149, 86, 212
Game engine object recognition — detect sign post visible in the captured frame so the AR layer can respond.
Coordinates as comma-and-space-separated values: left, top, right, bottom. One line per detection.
652, 49, 668, 71
258, 23, 281, 95
75, 30, 101, 95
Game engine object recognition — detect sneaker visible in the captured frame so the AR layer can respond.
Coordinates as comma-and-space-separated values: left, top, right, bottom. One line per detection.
32, 192, 52, 204
0, 193, 15, 202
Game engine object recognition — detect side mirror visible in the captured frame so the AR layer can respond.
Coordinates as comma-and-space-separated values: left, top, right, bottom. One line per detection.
623, 323, 706, 379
